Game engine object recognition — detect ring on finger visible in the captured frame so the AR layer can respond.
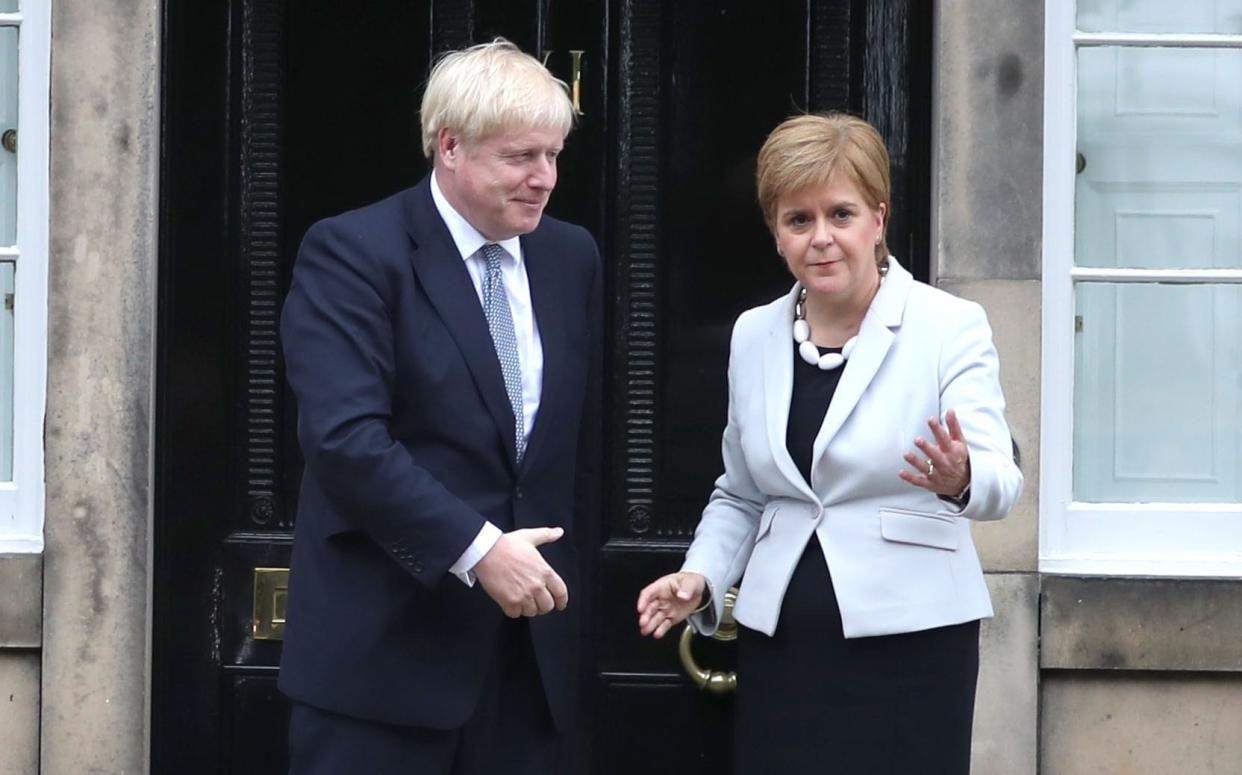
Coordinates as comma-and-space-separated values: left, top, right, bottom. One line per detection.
926, 460, 935, 477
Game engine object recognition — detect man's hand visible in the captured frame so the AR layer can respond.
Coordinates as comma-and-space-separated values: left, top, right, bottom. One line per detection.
474, 527, 569, 618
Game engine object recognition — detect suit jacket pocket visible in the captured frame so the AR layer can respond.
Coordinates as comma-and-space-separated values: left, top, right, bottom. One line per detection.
879, 507, 959, 551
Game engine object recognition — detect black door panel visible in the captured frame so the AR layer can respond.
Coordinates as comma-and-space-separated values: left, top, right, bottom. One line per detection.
154, 1, 928, 771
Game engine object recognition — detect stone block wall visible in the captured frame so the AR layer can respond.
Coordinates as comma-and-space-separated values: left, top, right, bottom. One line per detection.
0, 555, 39, 774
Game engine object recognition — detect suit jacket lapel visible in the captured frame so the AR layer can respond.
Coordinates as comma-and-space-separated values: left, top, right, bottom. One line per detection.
809, 258, 913, 476
764, 285, 819, 502
519, 229, 563, 472
402, 180, 519, 468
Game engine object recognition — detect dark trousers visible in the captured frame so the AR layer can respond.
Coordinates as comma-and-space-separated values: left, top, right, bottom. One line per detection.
288, 619, 559, 775
733, 538, 980, 775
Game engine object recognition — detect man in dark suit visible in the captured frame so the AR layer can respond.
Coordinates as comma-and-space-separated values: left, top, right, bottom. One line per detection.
278, 39, 601, 774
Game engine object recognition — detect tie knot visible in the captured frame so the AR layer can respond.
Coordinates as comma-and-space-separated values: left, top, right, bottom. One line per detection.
481, 243, 505, 273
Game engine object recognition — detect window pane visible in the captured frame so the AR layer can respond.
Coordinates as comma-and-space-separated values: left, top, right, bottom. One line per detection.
1073, 282, 1242, 503
0, 263, 11, 481
0, 27, 14, 246
1078, 0, 1242, 34
1076, 47, 1242, 269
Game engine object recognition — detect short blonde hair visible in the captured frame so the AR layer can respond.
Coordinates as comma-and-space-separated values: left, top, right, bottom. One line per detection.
756, 113, 892, 261
419, 38, 575, 160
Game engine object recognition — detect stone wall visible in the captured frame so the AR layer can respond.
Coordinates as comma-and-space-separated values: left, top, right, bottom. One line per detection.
0, 555, 39, 774
933, 2, 1044, 772
39, 1, 162, 773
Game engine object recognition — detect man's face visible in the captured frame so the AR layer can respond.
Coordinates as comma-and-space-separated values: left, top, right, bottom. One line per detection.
437, 124, 564, 241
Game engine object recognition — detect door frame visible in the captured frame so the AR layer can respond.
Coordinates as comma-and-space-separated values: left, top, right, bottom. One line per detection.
151, 1, 933, 770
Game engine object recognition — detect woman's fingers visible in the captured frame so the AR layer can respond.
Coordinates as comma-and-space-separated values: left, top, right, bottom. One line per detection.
945, 409, 967, 443
637, 573, 702, 638
899, 414, 971, 496
636, 575, 671, 612
911, 438, 948, 472
928, 415, 955, 450
903, 450, 930, 476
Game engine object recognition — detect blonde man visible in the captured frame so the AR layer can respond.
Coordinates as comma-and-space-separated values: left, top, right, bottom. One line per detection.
280, 39, 601, 774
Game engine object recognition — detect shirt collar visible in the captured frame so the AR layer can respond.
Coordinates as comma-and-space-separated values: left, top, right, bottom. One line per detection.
430, 170, 523, 264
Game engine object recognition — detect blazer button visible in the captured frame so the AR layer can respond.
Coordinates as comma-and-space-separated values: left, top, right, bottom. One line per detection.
514, 486, 524, 500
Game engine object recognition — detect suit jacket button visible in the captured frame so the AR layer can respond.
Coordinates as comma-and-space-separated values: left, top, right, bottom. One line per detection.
515, 487, 524, 500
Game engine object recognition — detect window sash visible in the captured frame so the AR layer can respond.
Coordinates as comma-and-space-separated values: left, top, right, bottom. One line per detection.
0, 0, 47, 553
1040, 2, 1242, 576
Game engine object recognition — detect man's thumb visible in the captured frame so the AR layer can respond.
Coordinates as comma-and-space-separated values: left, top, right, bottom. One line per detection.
525, 526, 564, 546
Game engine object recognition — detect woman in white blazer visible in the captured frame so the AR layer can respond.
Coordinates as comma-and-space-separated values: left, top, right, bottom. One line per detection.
637, 113, 1022, 774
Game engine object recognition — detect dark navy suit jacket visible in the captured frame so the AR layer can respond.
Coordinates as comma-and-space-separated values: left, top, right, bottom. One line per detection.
277, 176, 602, 732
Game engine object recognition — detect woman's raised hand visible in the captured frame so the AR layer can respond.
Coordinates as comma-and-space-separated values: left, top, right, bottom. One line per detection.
636, 571, 707, 639
900, 408, 972, 497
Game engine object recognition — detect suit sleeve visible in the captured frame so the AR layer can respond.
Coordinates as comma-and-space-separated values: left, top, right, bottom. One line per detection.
572, 232, 603, 559
281, 219, 486, 587
938, 301, 1024, 521
681, 317, 768, 636
571, 230, 604, 673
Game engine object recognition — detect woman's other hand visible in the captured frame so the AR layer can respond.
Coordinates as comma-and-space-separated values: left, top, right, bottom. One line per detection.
900, 408, 971, 497
636, 571, 707, 639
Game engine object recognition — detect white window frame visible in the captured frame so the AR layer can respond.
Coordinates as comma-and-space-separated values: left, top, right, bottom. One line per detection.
0, 2, 49, 553
1040, 3, 1242, 577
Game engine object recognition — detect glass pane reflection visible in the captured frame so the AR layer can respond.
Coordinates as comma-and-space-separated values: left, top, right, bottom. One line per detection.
0, 262, 12, 481
1073, 282, 1242, 503
1078, 0, 1242, 34
0, 27, 15, 246
1075, 47, 1242, 269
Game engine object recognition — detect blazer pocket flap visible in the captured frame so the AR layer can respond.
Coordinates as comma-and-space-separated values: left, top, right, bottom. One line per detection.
879, 508, 958, 550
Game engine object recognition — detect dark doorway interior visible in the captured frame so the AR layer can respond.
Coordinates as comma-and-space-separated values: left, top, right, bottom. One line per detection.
153, 1, 930, 772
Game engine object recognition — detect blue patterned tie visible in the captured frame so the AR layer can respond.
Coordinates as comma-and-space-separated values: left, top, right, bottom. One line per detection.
480, 244, 526, 462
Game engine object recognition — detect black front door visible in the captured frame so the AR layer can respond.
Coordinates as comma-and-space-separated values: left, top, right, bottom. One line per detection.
153, 2, 929, 772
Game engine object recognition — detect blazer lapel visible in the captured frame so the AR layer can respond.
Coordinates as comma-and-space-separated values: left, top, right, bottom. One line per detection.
809, 258, 913, 475
518, 229, 563, 472
763, 285, 819, 502
402, 180, 519, 468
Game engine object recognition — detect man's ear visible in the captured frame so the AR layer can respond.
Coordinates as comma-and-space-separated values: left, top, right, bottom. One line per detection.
437, 128, 461, 170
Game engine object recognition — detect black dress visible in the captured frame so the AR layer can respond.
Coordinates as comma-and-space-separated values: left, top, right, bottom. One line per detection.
731, 342, 980, 775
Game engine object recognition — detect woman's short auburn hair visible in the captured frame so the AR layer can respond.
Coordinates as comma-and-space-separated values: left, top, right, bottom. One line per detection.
419, 38, 575, 160
756, 113, 892, 261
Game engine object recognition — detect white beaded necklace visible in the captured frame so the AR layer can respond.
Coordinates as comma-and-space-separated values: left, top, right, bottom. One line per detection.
792, 261, 888, 371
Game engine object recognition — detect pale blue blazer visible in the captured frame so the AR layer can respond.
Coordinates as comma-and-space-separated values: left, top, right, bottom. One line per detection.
684, 257, 1023, 639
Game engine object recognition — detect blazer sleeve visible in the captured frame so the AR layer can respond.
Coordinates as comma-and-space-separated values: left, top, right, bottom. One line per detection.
281, 219, 486, 587
681, 316, 768, 636
938, 300, 1024, 521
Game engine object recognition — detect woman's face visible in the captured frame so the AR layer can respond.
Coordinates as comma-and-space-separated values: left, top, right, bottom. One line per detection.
773, 174, 886, 307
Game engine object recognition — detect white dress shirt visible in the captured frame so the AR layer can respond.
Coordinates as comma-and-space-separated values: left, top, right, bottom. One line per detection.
431, 171, 544, 585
